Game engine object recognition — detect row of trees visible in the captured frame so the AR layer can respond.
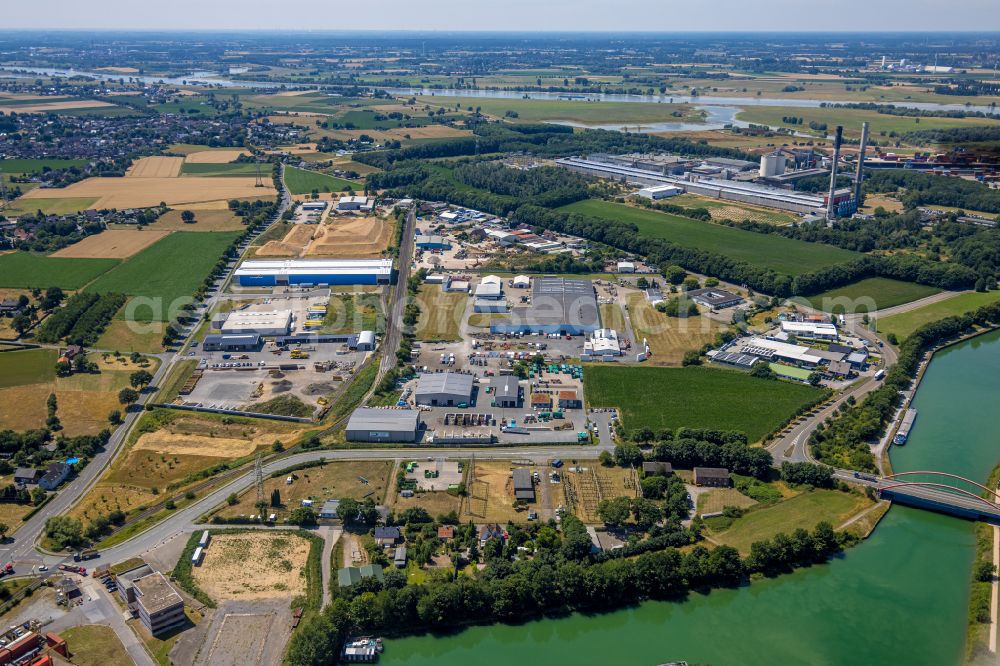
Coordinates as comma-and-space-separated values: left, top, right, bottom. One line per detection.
35, 292, 126, 345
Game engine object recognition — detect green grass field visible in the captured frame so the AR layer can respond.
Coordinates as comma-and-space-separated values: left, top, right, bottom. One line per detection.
710, 489, 872, 554
0, 252, 119, 289
560, 200, 860, 275
180, 162, 260, 176
85, 232, 239, 321
414, 95, 701, 126
804, 277, 941, 314
285, 166, 362, 195
736, 105, 1000, 141
878, 290, 1000, 341
583, 365, 824, 441
0, 348, 57, 388
2, 196, 99, 216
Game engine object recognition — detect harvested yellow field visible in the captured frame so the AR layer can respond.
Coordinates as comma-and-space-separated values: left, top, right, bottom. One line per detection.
184, 149, 250, 164
126, 156, 184, 178
0, 100, 116, 114
132, 423, 301, 458
274, 89, 316, 97
154, 209, 246, 231
0, 384, 122, 436
195, 533, 311, 601
51, 229, 170, 258
20, 177, 275, 209
626, 292, 726, 366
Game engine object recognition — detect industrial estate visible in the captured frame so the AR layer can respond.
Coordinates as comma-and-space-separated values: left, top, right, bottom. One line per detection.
0, 24, 999, 666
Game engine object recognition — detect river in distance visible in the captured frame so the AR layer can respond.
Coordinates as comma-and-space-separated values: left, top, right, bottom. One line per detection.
381, 329, 1000, 666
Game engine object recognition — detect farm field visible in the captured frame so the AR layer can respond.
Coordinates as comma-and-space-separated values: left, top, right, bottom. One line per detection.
0, 99, 117, 114
670, 193, 798, 226
181, 148, 250, 163
625, 292, 725, 365
708, 489, 873, 554
194, 532, 312, 601
0, 252, 118, 289
803, 277, 942, 313
416, 284, 467, 340
413, 95, 702, 126
560, 200, 860, 275
218, 460, 393, 520
284, 165, 362, 195
181, 162, 260, 176
50, 228, 171, 259
17, 175, 274, 209
85, 231, 240, 321
583, 365, 824, 441
1, 196, 99, 216
878, 289, 1000, 341
736, 105, 1000, 140
126, 156, 183, 178
0, 157, 88, 173
0, 351, 155, 435
152, 208, 246, 231
0, 348, 57, 388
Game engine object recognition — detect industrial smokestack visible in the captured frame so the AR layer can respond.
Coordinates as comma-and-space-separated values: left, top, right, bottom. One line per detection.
854, 121, 870, 208
827, 126, 844, 221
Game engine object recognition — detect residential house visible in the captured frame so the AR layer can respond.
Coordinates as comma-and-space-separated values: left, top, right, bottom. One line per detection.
374, 526, 401, 547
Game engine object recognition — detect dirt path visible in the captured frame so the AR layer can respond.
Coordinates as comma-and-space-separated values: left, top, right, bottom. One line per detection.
320, 526, 341, 608
991, 524, 999, 654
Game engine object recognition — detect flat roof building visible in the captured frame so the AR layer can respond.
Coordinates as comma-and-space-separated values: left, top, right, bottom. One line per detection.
416, 234, 451, 250
636, 184, 683, 200
415, 372, 474, 407
221, 310, 292, 336
512, 468, 535, 502
491, 277, 600, 336
336, 195, 374, 211
585, 328, 621, 356
235, 259, 393, 287
781, 320, 838, 340
203, 334, 263, 352
687, 288, 744, 310
133, 572, 186, 636
346, 408, 421, 443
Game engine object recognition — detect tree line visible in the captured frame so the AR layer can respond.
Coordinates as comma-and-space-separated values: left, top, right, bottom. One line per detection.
35, 292, 126, 345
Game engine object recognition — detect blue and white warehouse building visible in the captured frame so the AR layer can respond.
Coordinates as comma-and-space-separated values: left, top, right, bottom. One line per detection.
235, 259, 394, 287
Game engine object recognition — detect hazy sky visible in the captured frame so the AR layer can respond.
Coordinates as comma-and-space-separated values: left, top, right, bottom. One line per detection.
3, 0, 998, 32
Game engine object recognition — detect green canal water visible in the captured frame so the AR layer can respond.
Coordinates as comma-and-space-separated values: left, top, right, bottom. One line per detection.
381, 330, 1000, 666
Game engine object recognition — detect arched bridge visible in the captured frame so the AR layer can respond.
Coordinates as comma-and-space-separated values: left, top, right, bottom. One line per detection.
851, 471, 1000, 523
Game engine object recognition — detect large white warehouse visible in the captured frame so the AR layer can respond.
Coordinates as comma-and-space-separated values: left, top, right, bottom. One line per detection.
235, 259, 394, 287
